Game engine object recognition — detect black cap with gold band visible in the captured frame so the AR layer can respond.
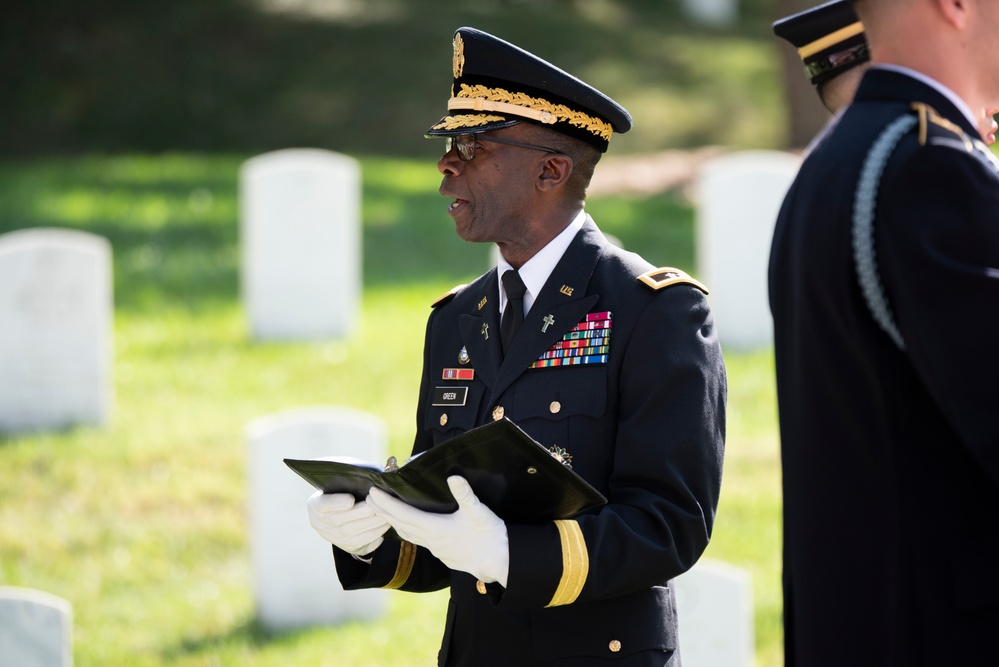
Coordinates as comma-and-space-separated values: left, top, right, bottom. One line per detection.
772, 1, 869, 87
425, 27, 632, 153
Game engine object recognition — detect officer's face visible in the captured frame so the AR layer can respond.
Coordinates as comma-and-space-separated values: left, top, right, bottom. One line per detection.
437, 125, 551, 246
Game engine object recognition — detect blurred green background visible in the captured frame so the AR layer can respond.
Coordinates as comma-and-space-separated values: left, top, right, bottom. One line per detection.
3, 0, 832, 157
0, 1, 828, 665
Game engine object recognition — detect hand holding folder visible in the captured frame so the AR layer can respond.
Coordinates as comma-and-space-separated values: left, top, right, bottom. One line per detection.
285, 418, 607, 525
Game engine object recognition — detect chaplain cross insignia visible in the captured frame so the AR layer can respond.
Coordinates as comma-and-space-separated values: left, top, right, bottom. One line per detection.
481, 323, 489, 340
542, 314, 555, 333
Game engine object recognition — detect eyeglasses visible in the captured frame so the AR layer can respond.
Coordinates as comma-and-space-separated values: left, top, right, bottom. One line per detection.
444, 133, 559, 162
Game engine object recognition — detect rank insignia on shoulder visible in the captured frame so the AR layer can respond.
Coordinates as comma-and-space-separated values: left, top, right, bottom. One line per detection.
900, 103, 998, 181
431, 284, 466, 308
911, 102, 973, 150
638, 267, 709, 294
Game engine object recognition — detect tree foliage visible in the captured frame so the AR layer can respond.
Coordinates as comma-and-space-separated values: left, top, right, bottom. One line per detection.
2, 0, 807, 156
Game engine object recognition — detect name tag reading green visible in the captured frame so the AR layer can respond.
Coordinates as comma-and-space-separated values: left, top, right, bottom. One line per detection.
432, 386, 468, 406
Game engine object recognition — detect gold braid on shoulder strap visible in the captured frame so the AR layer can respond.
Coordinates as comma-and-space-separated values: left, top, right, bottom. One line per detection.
910, 102, 972, 149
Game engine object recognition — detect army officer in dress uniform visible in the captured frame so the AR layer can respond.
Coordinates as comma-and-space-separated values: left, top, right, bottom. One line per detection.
769, 0, 999, 665
307, 26, 727, 667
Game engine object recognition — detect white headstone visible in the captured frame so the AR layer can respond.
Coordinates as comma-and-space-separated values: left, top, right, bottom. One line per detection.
681, 0, 737, 27
675, 560, 754, 667
247, 406, 389, 631
0, 228, 113, 433
240, 149, 362, 341
0, 587, 73, 667
695, 150, 800, 349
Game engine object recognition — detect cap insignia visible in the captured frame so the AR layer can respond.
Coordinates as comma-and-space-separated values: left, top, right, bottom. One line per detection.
453, 33, 465, 79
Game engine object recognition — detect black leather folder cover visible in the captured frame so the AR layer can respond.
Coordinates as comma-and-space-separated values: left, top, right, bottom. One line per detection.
284, 418, 607, 523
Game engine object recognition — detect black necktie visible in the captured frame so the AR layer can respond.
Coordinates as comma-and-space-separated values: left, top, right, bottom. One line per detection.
501, 269, 527, 354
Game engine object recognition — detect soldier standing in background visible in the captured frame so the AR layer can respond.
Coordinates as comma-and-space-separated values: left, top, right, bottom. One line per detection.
770, 1, 999, 664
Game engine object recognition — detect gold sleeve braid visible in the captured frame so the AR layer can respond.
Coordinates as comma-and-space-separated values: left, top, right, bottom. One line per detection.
546, 520, 589, 607
383, 541, 417, 589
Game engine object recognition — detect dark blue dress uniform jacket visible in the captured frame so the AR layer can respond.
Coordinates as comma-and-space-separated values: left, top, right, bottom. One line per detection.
333, 218, 727, 666
769, 68, 999, 666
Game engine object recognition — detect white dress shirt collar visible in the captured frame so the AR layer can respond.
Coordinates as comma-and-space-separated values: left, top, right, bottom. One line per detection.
496, 208, 586, 317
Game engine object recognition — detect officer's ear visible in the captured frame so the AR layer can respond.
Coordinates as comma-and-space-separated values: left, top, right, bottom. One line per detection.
935, 0, 968, 29
536, 154, 574, 192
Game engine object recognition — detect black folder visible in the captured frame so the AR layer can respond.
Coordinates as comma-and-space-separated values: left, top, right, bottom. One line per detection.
284, 418, 607, 523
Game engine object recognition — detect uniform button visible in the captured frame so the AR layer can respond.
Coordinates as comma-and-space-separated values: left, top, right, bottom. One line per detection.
549, 401, 561, 414
492, 405, 505, 421
440, 413, 448, 426
476, 580, 487, 595
609, 640, 622, 653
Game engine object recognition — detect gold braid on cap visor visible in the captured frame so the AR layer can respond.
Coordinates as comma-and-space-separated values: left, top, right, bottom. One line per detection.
432, 114, 508, 131
437, 83, 614, 141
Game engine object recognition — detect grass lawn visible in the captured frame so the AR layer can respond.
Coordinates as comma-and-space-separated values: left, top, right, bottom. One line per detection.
0, 153, 782, 666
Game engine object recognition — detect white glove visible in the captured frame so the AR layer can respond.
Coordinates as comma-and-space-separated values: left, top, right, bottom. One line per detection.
307, 491, 391, 557
367, 476, 509, 587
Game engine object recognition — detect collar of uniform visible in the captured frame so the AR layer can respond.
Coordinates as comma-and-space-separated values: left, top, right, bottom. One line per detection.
496, 209, 586, 317
868, 64, 979, 136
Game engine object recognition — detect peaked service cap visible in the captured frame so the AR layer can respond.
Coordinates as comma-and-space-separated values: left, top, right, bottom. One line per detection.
773, 1, 869, 87
425, 27, 632, 153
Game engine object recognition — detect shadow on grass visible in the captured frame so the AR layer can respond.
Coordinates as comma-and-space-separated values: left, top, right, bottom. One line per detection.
159, 617, 285, 660
159, 615, 395, 663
